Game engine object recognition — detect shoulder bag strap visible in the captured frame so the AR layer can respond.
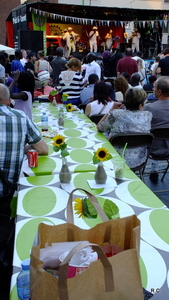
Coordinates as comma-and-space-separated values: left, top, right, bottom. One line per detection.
98, 104, 106, 115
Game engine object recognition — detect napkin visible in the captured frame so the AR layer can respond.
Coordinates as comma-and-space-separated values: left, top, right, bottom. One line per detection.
87, 176, 117, 189
40, 241, 88, 268
59, 246, 98, 267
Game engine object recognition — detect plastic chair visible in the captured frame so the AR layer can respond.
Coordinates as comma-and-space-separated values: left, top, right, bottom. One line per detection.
109, 133, 154, 181
149, 127, 169, 181
89, 114, 104, 125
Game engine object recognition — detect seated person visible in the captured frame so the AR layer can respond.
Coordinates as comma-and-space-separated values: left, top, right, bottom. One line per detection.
84, 53, 101, 82
114, 76, 129, 102
9, 70, 35, 120
0, 83, 48, 197
85, 81, 114, 117
121, 72, 131, 87
59, 58, 84, 106
147, 93, 158, 102
105, 81, 115, 101
143, 76, 169, 181
130, 73, 143, 89
150, 56, 160, 76
143, 75, 157, 92
97, 88, 152, 168
80, 74, 99, 104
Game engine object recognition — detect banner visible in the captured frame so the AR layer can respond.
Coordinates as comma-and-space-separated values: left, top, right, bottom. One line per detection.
32, 13, 46, 31
12, 6, 27, 48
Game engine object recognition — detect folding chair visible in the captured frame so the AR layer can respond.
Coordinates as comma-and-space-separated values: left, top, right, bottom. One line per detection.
109, 133, 154, 181
89, 114, 104, 125
78, 103, 87, 113
149, 127, 169, 181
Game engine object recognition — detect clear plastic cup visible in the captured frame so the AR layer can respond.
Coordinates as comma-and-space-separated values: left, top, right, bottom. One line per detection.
112, 158, 125, 179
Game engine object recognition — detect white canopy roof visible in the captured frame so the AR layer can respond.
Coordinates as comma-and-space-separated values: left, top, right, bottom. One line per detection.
0, 44, 15, 55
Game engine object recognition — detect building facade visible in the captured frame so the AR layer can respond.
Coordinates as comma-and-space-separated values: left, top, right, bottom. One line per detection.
0, 0, 20, 45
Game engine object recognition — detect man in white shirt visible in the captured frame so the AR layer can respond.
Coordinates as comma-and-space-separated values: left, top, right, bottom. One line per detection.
63, 27, 79, 58
130, 73, 143, 89
130, 29, 141, 53
150, 56, 160, 76
84, 53, 101, 83
20, 49, 27, 67
132, 51, 145, 68
88, 26, 99, 53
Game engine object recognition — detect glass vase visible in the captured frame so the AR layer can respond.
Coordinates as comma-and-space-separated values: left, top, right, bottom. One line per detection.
58, 113, 64, 126
59, 157, 71, 183
94, 161, 107, 184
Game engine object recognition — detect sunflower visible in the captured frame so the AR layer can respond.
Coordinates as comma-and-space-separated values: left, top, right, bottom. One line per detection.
73, 198, 85, 218
95, 148, 110, 161
66, 103, 74, 112
93, 147, 112, 164
52, 135, 65, 147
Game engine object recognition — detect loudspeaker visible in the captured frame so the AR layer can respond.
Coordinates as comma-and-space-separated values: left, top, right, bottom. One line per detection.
18, 30, 43, 54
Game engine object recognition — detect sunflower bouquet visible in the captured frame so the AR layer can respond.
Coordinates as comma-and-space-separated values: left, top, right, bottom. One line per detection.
52, 134, 69, 157
93, 147, 112, 164
66, 103, 74, 112
62, 93, 69, 102
74, 197, 119, 219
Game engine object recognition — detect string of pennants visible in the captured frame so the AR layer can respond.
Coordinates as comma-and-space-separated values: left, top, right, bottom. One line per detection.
29, 7, 169, 28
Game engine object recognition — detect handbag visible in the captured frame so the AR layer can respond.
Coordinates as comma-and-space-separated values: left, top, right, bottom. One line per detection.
0, 168, 16, 216
30, 188, 143, 300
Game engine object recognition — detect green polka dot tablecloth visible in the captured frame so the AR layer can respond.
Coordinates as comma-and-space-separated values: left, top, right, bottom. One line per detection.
10, 102, 169, 300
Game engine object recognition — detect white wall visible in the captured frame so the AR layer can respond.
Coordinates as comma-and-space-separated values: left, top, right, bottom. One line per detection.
57, 0, 169, 11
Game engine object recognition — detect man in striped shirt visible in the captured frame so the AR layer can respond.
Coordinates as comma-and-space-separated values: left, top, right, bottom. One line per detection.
0, 83, 48, 196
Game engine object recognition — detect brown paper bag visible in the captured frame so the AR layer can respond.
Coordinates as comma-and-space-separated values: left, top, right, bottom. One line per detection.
30, 188, 143, 300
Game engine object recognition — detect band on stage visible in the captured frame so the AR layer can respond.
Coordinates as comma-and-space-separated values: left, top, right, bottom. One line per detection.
48, 24, 162, 59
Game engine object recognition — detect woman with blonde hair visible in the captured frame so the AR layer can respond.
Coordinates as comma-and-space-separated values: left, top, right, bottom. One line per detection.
114, 75, 129, 102
137, 58, 146, 85
97, 88, 152, 168
59, 58, 84, 105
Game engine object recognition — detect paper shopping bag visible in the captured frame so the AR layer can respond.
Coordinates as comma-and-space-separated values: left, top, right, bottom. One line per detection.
30, 188, 143, 300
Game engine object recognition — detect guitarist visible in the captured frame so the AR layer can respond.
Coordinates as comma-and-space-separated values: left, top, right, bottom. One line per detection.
88, 26, 99, 53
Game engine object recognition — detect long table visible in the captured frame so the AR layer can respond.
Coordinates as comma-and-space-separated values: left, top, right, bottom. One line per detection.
10, 103, 169, 300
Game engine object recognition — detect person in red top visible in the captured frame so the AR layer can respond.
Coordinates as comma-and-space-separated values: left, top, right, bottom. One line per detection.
116, 48, 138, 78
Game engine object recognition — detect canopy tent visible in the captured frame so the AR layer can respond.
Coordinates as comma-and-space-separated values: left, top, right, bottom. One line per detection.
0, 44, 15, 55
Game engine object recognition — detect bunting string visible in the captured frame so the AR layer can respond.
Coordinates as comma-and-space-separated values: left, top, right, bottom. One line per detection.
29, 7, 169, 27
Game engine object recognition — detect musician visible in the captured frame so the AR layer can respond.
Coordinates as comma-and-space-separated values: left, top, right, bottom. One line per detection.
130, 28, 141, 53
89, 26, 99, 53
61, 29, 68, 57
105, 29, 114, 51
63, 27, 79, 58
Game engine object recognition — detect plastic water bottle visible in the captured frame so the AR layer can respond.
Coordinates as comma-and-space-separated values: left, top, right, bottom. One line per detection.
17, 259, 30, 300
41, 112, 48, 131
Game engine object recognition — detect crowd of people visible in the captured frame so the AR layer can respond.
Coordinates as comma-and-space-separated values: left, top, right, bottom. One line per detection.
1, 42, 169, 300
0, 44, 169, 205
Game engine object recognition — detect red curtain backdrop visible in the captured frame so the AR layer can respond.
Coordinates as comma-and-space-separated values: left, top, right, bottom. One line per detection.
28, 22, 33, 30
6, 21, 14, 48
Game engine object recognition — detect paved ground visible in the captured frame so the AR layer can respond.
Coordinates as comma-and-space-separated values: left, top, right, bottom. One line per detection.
141, 160, 169, 208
